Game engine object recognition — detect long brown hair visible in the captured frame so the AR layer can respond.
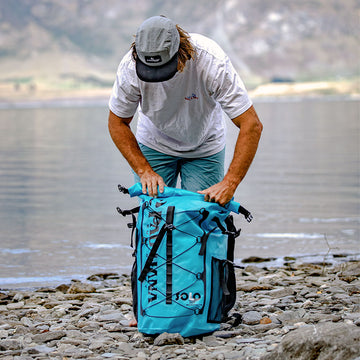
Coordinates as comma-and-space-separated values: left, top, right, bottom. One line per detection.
131, 23, 196, 73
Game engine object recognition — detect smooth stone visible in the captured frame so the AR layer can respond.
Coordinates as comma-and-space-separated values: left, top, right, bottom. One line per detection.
67, 282, 96, 294
264, 322, 360, 360
94, 311, 126, 322
26, 344, 55, 355
242, 311, 262, 325
268, 288, 295, 298
32, 330, 66, 343
153, 332, 184, 346
6, 302, 25, 310
0, 339, 22, 350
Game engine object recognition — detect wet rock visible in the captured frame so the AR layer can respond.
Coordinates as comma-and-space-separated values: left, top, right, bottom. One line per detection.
55, 284, 70, 293
242, 256, 276, 263
284, 256, 296, 261
67, 282, 96, 294
87, 273, 120, 281
244, 265, 263, 274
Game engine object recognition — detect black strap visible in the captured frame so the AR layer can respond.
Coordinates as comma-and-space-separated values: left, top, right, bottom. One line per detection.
198, 228, 216, 256
198, 209, 210, 256
116, 207, 140, 217
225, 215, 238, 262
138, 224, 167, 282
212, 217, 227, 234
212, 217, 241, 238
138, 206, 175, 283
117, 206, 139, 248
238, 205, 253, 223
166, 206, 175, 304
199, 215, 240, 256
118, 184, 129, 194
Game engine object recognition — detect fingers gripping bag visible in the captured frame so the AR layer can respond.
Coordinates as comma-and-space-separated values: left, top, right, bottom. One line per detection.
117, 183, 252, 337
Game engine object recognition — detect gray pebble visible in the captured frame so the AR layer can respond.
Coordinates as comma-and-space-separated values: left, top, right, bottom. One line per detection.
242, 311, 262, 325
0, 260, 358, 360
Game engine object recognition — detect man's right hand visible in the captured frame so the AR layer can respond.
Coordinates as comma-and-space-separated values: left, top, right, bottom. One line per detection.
108, 110, 166, 198
139, 169, 166, 197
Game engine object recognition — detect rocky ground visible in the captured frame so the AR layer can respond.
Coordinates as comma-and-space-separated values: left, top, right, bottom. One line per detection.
0, 259, 359, 360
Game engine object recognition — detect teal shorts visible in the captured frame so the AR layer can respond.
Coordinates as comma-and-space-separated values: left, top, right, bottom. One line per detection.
134, 143, 225, 192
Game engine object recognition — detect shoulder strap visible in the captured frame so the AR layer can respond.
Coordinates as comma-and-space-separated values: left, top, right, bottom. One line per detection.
165, 206, 175, 304
138, 206, 175, 283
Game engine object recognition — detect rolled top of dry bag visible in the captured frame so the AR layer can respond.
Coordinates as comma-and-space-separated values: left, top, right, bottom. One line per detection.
126, 182, 253, 222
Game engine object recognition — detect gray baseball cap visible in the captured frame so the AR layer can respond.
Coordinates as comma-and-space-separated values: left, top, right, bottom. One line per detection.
135, 16, 180, 82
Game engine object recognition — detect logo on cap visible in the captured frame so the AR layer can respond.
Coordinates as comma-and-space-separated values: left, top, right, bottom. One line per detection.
145, 55, 162, 64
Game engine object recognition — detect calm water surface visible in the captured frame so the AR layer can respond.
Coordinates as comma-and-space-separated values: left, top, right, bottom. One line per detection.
0, 98, 359, 288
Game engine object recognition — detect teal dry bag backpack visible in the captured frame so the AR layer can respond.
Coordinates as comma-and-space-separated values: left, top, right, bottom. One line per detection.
117, 183, 252, 337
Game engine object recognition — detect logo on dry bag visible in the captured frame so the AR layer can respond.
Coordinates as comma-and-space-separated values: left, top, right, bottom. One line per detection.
147, 260, 158, 303
175, 291, 201, 306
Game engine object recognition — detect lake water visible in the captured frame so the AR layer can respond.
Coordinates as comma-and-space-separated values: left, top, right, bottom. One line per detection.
0, 98, 359, 288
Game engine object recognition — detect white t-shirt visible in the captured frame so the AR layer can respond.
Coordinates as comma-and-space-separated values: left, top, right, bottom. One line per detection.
109, 33, 252, 157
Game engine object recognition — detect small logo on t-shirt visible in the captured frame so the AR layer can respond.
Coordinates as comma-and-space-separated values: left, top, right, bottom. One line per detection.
185, 93, 198, 101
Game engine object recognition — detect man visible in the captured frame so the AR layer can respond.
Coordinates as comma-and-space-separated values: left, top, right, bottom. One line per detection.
108, 16, 262, 206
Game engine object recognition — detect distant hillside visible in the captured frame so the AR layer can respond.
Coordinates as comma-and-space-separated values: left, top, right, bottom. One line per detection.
0, 0, 358, 92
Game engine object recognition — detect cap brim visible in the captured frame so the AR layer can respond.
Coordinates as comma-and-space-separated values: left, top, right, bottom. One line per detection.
136, 53, 178, 82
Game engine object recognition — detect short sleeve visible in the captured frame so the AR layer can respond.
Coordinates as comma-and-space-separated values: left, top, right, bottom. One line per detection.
109, 51, 141, 118
210, 55, 252, 119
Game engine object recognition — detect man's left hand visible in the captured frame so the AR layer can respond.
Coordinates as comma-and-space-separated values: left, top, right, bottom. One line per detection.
197, 180, 236, 207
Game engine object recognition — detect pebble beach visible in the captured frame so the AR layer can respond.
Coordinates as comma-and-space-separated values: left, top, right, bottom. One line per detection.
1, 258, 359, 360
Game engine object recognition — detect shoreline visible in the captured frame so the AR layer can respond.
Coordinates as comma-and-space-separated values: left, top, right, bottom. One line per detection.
0, 93, 359, 111
1, 252, 359, 291
0, 259, 359, 359
0, 80, 359, 109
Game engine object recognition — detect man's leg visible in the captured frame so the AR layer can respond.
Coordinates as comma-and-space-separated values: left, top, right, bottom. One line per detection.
179, 148, 225, 192
134, 143, 180, 187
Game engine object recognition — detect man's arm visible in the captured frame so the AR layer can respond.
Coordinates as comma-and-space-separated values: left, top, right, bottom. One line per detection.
198, 105, 263, 206
108, 110, 165, 196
